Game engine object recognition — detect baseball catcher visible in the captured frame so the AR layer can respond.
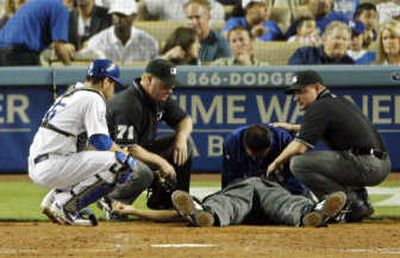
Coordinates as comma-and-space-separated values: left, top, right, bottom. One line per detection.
28, 59, 137, 226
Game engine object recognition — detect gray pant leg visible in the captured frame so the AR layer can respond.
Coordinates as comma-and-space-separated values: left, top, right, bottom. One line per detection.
202, 177, 257, 226
254, 178, 314, 226
202, 177, 314, 227
108, 160, 154, 204
290, 151, 391, 199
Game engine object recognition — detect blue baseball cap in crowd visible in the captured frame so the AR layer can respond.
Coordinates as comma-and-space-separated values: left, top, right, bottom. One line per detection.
87, 59, 123, 87
350, 20, 365, 35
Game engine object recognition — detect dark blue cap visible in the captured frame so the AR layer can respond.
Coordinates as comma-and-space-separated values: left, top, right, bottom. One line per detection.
145, 58, 179, 88
350, 20, 365, 35
87, 59, 123, 87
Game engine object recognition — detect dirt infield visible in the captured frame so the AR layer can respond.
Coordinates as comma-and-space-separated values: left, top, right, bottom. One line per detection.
1, 220, 400, 258
1, 173, 400, 257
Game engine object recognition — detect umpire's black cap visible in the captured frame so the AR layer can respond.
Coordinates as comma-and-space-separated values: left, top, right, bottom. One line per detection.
285, 70, 323, 94
145, 58, 180, 88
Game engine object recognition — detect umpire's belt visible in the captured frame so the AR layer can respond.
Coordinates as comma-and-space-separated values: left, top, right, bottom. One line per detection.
33, 153, 49, 165
350, 148, 387, 160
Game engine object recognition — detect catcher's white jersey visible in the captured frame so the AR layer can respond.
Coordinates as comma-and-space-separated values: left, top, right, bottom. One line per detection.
28, 82, 116, 189
29, 82, 109, 157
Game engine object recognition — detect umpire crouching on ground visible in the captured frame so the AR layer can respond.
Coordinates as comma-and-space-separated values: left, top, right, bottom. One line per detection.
100, 58, 193, 218
267, 70, 391, 222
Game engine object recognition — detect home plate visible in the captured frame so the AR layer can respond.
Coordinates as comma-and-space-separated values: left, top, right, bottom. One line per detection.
151, 244, 218, 248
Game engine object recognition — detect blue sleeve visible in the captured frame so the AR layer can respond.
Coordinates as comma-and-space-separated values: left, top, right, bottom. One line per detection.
222, 18, 240, 33
89, 134, 113, 151
280, 129, 294, 149
259, 21, 283, 41
50, 2, 69, 42
221, 136, 242, 188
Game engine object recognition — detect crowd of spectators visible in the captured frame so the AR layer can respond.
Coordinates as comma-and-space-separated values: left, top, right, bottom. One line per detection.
0, 0, 398, 67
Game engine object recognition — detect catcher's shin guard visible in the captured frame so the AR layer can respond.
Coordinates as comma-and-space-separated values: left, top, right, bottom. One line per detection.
64, 151, 137, 212
64, 174, 115, 212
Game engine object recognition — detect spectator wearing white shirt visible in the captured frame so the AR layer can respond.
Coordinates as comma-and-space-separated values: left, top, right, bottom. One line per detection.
78, 0, 159, 64
377, 0, 400, 25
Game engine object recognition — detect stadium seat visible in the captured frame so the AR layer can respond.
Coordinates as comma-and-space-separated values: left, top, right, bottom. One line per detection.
270, 6, 291, 32
291, 5, 311, 20
134, 21, 187, 45
361, 0, 382, 5
253, 41, 311, 65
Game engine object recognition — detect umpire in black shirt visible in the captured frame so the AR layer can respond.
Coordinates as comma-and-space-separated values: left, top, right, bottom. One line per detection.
104, 58, 193, 213
267, 70, 391, 222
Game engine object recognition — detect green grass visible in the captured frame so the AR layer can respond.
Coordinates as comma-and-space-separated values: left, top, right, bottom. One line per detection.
0, 178, 399, 221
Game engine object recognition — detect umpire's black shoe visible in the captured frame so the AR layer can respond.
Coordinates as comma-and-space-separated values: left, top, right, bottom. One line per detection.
346, 187, 374, 222
302, 191, 347, 227
171, 190, 214, 227
346, 199, 374, 222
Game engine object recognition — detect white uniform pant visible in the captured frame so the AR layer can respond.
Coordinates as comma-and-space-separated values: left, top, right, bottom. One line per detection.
28, 151, 118, 207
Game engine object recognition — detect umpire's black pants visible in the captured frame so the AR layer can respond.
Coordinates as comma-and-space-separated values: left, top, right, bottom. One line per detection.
289, 150, 391, 220
108, 134, 193, 209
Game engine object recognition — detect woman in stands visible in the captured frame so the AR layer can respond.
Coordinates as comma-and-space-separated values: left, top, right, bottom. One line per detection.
376, 20, 400, 65
212, 26, 267, 66
161, 27, 200, 65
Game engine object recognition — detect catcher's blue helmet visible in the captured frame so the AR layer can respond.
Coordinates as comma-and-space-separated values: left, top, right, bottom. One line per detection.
87, 59, 123, 87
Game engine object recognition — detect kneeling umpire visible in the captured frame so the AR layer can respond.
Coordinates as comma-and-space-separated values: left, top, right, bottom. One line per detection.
267, 70, 391, 222
103, 58, 193, 215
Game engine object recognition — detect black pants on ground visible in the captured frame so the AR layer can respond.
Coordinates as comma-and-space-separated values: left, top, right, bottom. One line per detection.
0, 46, 40, 66
290, 150, 391, 221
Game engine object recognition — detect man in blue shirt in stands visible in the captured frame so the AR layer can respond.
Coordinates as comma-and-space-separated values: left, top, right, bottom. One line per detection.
222, 0, 282, 42
289, 21, 355, 65
0, 0, 75, 66
222, 124, 307, 196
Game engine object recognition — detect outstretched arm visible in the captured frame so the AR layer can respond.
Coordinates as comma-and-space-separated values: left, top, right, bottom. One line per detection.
112, 201, 183, 222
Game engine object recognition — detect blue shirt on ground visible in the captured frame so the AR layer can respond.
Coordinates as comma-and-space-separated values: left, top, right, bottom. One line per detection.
289, 46, 355, 65
0, 0, 69, 52
200, 30, 232, 62
285, 11, 349, 39
222, 17, 283, 41
222, 124, 307, 195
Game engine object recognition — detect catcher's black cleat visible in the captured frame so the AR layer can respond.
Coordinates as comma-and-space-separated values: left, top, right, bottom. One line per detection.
302, 191, 347, 227
50, 202, 98, 226
171, 190, 214, 227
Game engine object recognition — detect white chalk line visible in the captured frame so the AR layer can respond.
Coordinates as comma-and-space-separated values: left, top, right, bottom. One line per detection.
341, 248, 400, 255
151, 243, 218, 248
0, 248, 38, 254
